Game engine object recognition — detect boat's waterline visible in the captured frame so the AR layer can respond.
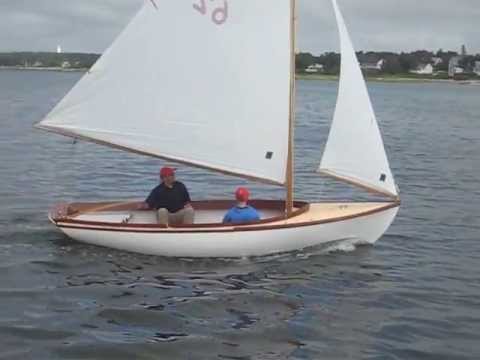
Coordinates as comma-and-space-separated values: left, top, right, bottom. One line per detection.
49, 200, 400, 258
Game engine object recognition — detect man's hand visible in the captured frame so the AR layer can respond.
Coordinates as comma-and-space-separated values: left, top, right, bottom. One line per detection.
184, 203, 193, 210
137, 202, 150, 210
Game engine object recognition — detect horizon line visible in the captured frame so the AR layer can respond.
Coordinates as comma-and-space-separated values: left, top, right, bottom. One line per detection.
1, 48, 478, 56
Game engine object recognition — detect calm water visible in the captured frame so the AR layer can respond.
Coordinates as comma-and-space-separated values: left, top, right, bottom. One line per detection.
1, 69, 479, 359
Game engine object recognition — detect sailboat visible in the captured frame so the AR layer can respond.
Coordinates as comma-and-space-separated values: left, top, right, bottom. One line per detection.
36, 0, 400, 258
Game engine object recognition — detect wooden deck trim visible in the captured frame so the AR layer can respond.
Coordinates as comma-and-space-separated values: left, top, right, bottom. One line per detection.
52, 200, 400, 234
52, 200, 310, 229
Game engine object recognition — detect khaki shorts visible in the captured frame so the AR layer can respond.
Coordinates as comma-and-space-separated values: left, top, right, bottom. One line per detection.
157, 207, 194, 225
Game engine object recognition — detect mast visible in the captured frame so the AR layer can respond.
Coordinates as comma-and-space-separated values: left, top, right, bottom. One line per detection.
286, 0, 297, 216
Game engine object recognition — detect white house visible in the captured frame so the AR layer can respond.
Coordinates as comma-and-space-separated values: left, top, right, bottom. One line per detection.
431, 57, 443, 66
61, 61, 71, 68
305, 63, 324, 73
448, 56, 463, 77
474, 61, 480, 76
360, 59, 384, 71
410, 63, 433, 75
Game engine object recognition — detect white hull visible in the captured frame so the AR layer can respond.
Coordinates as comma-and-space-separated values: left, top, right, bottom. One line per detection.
50, 201, 399, 258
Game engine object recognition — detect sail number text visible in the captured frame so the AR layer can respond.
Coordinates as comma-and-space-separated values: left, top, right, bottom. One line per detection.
193, 0, 228, 25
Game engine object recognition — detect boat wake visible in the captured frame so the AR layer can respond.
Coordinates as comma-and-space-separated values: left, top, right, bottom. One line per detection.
295, 237, 367, 258
244, 237, 365, 263
319, 237, 367, 253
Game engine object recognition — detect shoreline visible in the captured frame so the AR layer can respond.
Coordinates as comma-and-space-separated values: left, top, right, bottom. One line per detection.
2, 67, 479, 85
296, 73, 480, 85
0, 66, 87, 72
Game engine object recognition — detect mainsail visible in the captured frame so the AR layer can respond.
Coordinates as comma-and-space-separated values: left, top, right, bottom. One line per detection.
319, 0, 398, 197
37, 0, 292, 185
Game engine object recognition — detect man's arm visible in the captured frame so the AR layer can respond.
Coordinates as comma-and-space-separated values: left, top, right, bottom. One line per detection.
142, 188, 157, 210
222, 210, 232, 224
251, 207, 261, 221
181, 183, 192, 208
137, 202, 150, 210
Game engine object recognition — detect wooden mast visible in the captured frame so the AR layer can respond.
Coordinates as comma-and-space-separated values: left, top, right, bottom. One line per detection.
286, 0, 297, 216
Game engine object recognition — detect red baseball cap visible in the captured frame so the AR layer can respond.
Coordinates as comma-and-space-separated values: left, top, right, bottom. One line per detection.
235, 187, 250, 202
160, 166, 176, 178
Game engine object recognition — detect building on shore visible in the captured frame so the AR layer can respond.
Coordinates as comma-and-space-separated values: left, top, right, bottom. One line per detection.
57, 45, 62, 54
360, 59, 384, 71
473, 61, 480, 76
448, 56, 464, 77
305, 63, 324, 73
410, 63, 434, 75
431, 57, 443, 66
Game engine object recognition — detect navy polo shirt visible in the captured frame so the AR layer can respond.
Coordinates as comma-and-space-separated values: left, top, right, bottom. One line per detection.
146, 181, 191, 213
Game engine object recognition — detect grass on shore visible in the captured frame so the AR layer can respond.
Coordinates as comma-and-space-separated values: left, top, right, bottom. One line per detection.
296, 73, 480, 83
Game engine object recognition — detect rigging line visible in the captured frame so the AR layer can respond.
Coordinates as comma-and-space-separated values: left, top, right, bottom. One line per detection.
149, 0, 158, 10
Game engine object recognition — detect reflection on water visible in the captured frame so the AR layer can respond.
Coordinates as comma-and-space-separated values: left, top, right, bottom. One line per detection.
0, 70, 479, 359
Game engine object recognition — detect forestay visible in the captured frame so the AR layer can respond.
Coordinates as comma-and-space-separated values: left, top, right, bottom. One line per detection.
319, 0, 398, 197
37, 0, 292, 185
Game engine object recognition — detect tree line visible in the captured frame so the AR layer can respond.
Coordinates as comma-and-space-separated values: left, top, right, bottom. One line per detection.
296, 49, 480, 75
0, 52, 99, 69
2, 50, 479, 76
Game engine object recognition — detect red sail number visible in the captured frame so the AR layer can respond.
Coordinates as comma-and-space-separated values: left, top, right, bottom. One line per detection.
192, 0, 207, 15
193, 0, 228, 25
212, 1, 228, 25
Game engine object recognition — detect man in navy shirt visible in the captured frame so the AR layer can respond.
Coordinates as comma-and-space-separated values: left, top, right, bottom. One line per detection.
142, 167, 194, 225
223, 187, 260, 225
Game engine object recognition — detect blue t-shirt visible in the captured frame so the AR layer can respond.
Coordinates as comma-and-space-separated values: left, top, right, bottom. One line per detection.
223, 206, 261, 224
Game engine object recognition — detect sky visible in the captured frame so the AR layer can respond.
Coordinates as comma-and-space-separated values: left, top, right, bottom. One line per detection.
0, 0, 478, 55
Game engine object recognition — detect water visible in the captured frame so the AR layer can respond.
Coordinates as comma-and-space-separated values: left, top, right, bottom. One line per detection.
1, 69, 479, 359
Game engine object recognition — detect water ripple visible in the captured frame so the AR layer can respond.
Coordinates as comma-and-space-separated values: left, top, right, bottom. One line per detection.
1, 71, 479, 358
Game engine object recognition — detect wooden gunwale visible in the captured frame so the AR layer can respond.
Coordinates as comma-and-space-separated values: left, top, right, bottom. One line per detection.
51, 200, 400, 234
53, 200, 309, 228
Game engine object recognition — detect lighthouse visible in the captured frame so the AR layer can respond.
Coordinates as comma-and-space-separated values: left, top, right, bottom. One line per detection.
57, 45, 62, 54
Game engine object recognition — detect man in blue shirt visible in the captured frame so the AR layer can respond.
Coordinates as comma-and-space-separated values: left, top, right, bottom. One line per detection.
223, 187, 260, 225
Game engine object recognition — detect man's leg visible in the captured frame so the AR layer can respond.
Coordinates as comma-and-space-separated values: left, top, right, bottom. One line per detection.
156, 208, 169, 225
182, 207, 194, 225
169, 208, 195, 225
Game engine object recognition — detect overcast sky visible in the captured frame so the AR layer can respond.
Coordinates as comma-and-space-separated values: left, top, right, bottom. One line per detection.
0, 0, 478, 55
